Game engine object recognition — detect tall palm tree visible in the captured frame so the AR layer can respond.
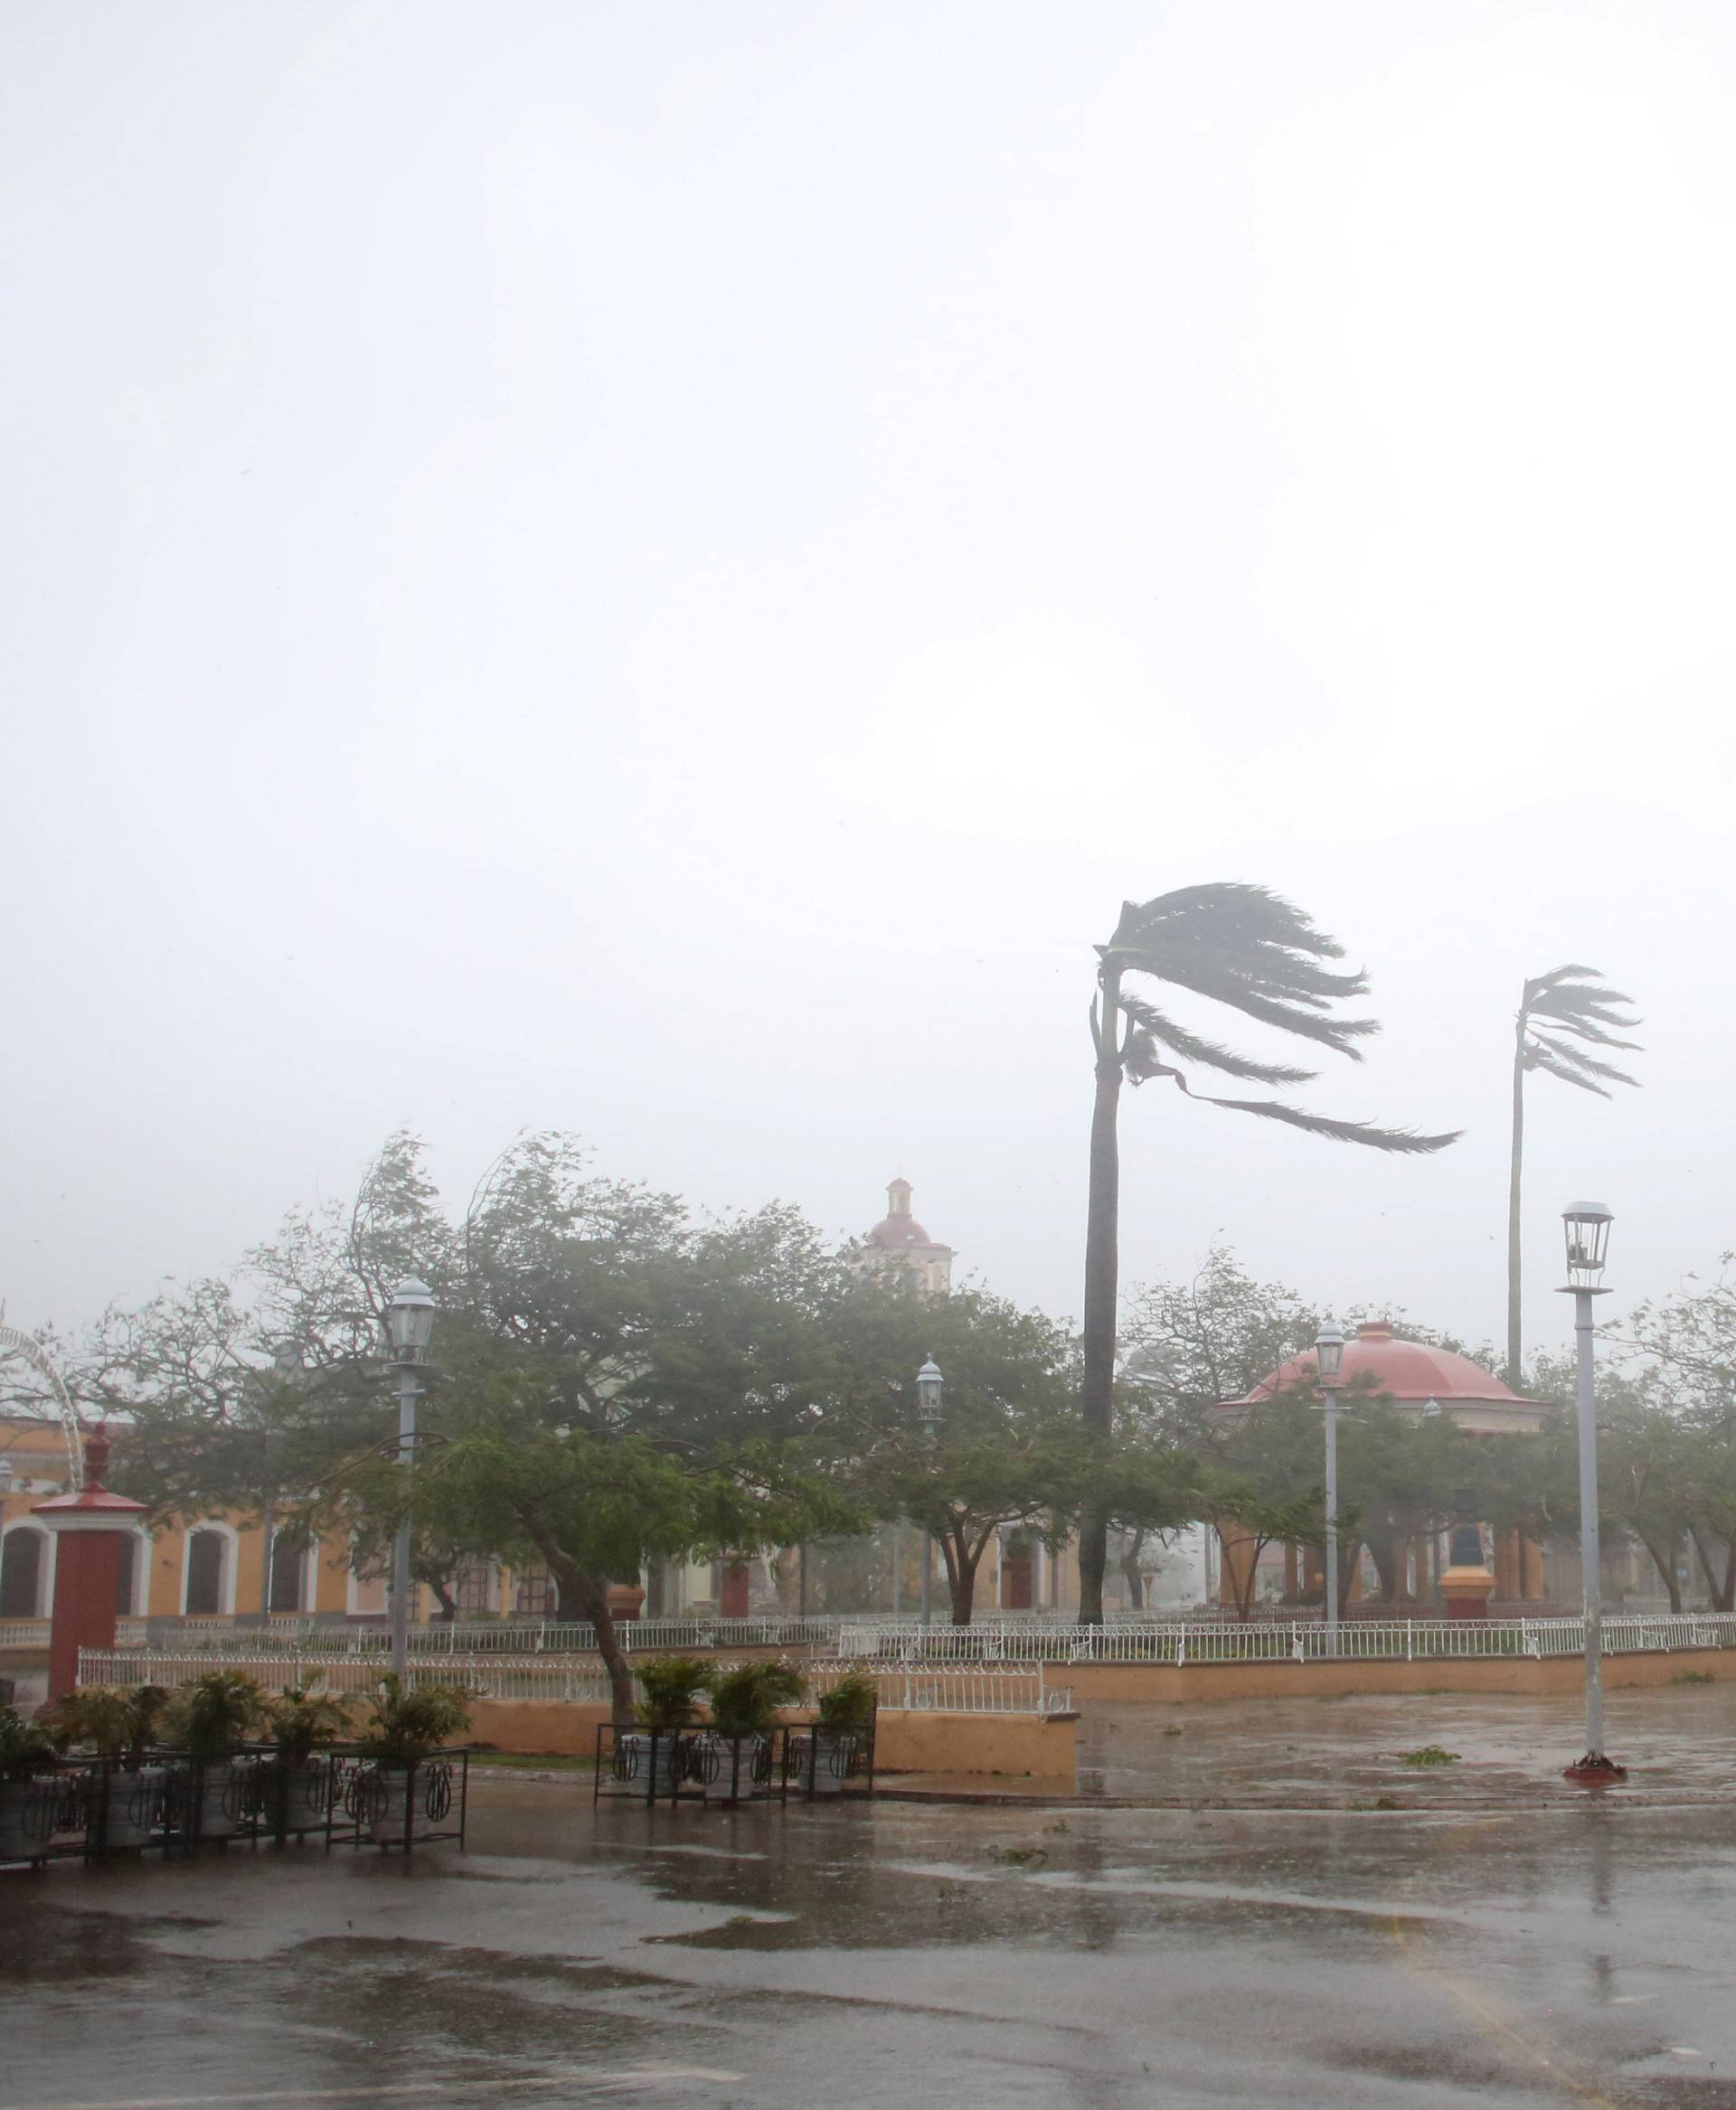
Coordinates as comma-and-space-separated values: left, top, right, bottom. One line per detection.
1078, 883, 1458, 1624
1506, 966, 1641, 1385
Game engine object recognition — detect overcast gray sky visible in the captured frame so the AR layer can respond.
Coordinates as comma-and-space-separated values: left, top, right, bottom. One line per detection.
3, 1, 1729, 1366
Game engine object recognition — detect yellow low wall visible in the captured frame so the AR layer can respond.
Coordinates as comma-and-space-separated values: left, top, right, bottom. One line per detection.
466, 1699, 1076, 1778
469, 1698, 612, 1756
873, 1709, 1075, 1776
1060, 1645, 1736, 1704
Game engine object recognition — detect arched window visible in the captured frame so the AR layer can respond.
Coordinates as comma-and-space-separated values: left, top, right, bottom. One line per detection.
0, 1526, 46, 1618
184, 1528, 228, 1615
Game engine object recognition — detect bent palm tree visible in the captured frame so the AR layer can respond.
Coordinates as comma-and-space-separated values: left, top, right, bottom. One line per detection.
1506, 967, 1641, 1385
1078, 883, 1458, 1624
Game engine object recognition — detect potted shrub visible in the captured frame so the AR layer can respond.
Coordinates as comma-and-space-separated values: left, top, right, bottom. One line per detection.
47, 1685, 171, 1850
354, 1673, 471, 1844
265, 1678, 355, 1835
619, 1656, 710, 1799
164, 1672, 269, 1842
699, 1661, 805, 1803
0, 1706, 64, 1864
802, 1671, 877, 1797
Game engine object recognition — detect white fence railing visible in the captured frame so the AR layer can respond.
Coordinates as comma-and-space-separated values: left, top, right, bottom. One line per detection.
0, 1619, 52, 1650
90, 1610, 1736, 1672
75, 1650, 1071, 1718
838, 1613, 1736, 1664
109, 1615, 847, 1656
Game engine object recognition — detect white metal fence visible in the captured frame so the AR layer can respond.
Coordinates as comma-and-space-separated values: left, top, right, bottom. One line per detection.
88, 1610, 1736, 1671
109, 1615, 846, 1655
75, 1650, 1071, 1717
837, 1613, 1736, 1663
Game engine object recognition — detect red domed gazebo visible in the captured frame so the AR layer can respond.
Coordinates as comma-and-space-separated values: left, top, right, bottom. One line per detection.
1242, 1322, 1549, 1435
1213, 1323, 1552, 1612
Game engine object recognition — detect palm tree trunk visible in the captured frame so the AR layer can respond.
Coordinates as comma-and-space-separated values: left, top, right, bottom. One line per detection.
1078, 964, 1124, 1626
1506, 1013, 1526, 1388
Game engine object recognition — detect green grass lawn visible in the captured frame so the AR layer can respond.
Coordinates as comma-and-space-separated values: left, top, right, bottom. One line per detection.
469, 1750, 597, 1773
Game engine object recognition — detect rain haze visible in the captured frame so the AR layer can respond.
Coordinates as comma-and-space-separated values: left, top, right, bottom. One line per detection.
2, 0, 1728, 1360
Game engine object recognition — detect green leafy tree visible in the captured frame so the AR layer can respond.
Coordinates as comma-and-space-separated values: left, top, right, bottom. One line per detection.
1506, 968, 1641, 1383
1079, 884, 1458, 1621
1194, 1389, 1329, 1616
1116, 1248, 1316, 1605
394, 1374, 858, 1719
1529, 1351, 1695, 1606
1615, 1267, 1736, 1606
825, 1285, 1094, 1625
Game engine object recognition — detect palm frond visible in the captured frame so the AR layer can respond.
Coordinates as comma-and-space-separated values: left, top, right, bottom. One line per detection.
1529, 988, 1639, 1026
1526, 1036, 1638, 1090
1117, 992, 1317, 1087
1096, 883, 1456, 1155
1524, 1050, 1612, 1097
1127, 958, 1379, 1058
1103, 885, 1380, 1060
1174, 1078, 1459, 1153
1520, 964, 1642, 1091
1531, 1013, 1643, 1050
1109, 883, 1349, 961
1524, 964, 1604, 999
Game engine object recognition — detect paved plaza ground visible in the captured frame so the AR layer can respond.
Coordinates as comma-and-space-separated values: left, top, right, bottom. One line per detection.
5, 1688, 1736, 2108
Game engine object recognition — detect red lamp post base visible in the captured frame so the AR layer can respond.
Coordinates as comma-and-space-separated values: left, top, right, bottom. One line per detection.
1563, 1754, 1628, 1784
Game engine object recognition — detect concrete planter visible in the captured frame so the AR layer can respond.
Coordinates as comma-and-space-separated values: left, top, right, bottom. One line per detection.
191, 1757, 263, 1842
364, 1765, 415, 1844
615, 1732, 683, 1799
102, 1764, 166, 1850
275, 1756, 335, 1834
0, 1775, 61, 1862
803, 1730, 863, 1796
698, 1733, 771, 1804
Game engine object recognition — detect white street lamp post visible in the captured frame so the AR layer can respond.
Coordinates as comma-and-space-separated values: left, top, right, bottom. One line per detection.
916, 1356, 944, 1630
1559, 1205, 1623, 1779
384, 1276, 438, 1678
1316, 1319, 1345, 1654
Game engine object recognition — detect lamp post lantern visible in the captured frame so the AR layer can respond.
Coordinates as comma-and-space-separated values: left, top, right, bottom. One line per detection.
1558, 1204, 1624, 1780
1315, 1319, 1345, 1653
916, 1356, 944, 1629
385, 1276, 438, 1678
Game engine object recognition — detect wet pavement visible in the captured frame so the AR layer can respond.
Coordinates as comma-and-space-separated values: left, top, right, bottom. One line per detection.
5, 1691, 1736, 2108
1071, 1683, 1736, 1808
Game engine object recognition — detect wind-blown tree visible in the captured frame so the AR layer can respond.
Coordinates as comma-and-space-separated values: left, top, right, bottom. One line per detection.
362, 1374, 859, 1719
62, 1131, 458, 1615
1618, 1263, 1736, 1607
1079, 884, 1458, 1623
1528, 1349, 1701, 1608
1193, 1387, 1326, 1618
80, 1132, 870, 1664
817, 1283, 1099, 1626
1114, 1248, 1316, 1604
1506, 967, 1641, 1383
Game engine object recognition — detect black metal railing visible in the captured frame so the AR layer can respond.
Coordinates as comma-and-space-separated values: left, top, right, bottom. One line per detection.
0, 1744, 470, 1870
593, 1710, 878, 1809
593, 1724, 791, 1808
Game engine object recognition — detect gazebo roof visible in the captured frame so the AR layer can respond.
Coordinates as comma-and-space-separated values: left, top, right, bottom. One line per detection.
1228, 1323, 1548, 1430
